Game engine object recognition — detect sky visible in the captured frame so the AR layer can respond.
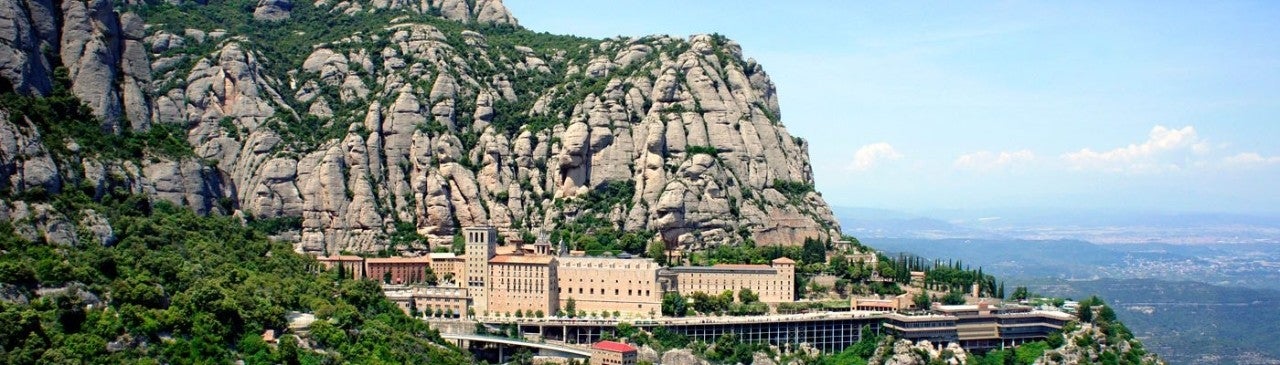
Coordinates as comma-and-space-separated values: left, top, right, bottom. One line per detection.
506, 1, 1280, 216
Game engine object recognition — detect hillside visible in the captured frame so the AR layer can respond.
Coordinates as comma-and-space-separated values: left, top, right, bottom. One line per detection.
0, 0, 839, 256
0, 189, 473, 363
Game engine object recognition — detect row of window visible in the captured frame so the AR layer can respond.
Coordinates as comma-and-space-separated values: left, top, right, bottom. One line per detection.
557, 287, 653, 297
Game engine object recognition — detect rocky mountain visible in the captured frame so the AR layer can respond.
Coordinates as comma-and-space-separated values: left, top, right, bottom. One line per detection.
0, 0, 839, 254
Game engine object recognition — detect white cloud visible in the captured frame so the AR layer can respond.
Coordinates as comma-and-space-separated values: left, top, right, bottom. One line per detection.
1224, 152, 1280, 167
848, 143, 903, 171
1061, 125, 1209, 173
954, 149, 1036, 171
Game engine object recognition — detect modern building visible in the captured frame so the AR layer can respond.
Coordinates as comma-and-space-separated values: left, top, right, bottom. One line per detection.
589, 341, 638, 365
882, 302, 1073, 350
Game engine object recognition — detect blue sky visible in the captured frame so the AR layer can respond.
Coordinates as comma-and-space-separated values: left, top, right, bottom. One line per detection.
506, 1, 1280, 215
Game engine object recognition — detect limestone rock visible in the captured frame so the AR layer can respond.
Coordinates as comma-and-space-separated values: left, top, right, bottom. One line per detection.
78, 209, 116, 246
254, 0, 292, 21
1, 4, 841, 255
637, 345, 660, 364
0, 0, 54, 95
0, 110, 62, 194
60, 0, 124, 131
661, 349, 711, 365
2, 201, 76, 245
473, 0, 517, 25
753, 352, 779, 365
0, 283, 27, 305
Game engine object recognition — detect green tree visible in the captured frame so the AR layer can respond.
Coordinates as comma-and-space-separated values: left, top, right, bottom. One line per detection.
802, 238, 827, 265
1099, 305, 1117, 322
646, 240, 668, 266
1012, 286, 1030, 301
738, 287, 759, 304
914, 292, 932, 310
566, 297, 577, 318
661, 292, 687, 317
278, 335, 301, 365
1014, 341, 1049, 364
424, 266, 438, 286
829, 253, 849, 274
942, 291, 966, 305
510, 348, 534, 365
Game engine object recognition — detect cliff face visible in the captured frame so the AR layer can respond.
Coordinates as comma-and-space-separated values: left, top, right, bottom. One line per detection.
0, 0, 839, 253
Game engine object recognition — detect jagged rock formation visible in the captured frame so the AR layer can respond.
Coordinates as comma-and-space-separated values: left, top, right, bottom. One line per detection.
868, 339, 969, 365
0, 0, 840, 254
253, 0, 292, 21
1038, 323, 1164, 365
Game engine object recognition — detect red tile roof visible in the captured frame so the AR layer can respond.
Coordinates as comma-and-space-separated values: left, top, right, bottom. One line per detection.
317, 255, 364, 261
489, 254, 555, 265
365, 257, 432, 264
712, 264, 771, 270
771, 257, 796, 264
592, 340, 637, 353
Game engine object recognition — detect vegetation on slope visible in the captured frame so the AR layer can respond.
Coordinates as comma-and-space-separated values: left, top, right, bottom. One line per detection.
0, 186, 470, 364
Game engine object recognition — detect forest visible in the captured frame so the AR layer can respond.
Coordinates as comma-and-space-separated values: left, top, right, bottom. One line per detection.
0, 187, 471, 364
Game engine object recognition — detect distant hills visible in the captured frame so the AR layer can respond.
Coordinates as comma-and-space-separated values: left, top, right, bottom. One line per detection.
1030, 278, 1280, 365
860, 234, 1280, 364
835, 206, 1280, 244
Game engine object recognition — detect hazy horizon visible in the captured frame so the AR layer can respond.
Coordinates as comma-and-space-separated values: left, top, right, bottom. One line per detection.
508, 1, 1280, 215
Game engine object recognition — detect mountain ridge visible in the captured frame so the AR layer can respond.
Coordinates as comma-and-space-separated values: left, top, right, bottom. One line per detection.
0, 0, 840, 255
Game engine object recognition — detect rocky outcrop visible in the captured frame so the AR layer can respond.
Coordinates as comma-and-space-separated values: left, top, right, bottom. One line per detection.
661, 348, 711, 365
0, 0, 156, 133
253, 0, 292, 21
0, 110, 61, 194
1038, 324, 1164, 365
353, 0, 517, 26
78, 209, 115, 246
0, 0, 56, 95
869, 339, 969, 365
0, 0, 840, 254
0, 201, 78, 245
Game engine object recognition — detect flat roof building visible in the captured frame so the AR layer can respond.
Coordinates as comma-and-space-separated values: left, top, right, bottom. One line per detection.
883, 302, 1073, 350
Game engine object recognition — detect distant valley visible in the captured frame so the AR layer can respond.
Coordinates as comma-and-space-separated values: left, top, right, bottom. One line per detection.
845, 207, 1280, 364
836, 206, 1280, 245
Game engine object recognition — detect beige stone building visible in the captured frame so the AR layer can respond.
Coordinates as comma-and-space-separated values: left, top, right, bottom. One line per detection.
427, 252, 464, 283
665, 257, 795, 303
316, 255, 365, 279
316, 253, 461, 284
315, 227, 798, 318
557, 256, 661, 316
851, 293, 915, 311
487, 254, 558, 316
365, 256, 433, 284
386, 286, 470, 318
464, 226, 497, 314
589, 341, 638, 365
